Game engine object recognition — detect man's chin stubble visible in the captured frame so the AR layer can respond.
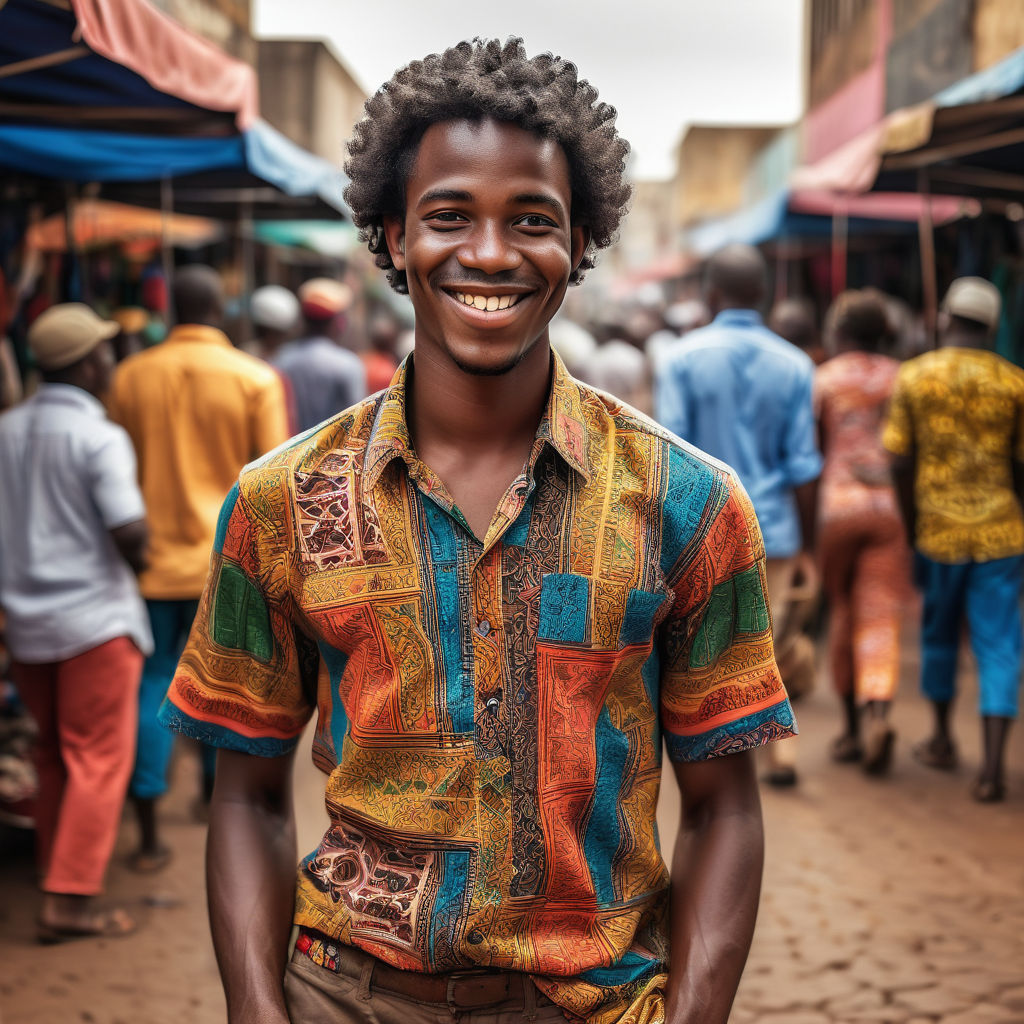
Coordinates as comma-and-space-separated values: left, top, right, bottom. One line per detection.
450, 349, 530, 377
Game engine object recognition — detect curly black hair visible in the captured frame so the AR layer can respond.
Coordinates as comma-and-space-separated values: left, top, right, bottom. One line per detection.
343, 37, 631, 294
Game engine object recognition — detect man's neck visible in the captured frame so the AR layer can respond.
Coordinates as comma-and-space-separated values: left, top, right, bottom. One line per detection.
408, 341, 551, 462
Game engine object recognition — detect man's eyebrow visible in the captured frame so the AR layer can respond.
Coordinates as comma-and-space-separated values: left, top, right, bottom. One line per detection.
417, 188, 473, 205
512, 193, 566, 216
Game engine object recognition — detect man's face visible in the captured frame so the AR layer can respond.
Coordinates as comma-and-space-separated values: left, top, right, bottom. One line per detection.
385, 118, 585, 376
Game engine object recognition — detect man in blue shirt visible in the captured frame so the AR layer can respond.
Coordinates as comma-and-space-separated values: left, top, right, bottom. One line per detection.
655, 243, 822, 786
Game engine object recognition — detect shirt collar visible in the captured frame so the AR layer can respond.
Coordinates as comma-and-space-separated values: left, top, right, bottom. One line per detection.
34, 382, 107, 417
165, 324, 232, 347
713, 308, 763, 327
363, 349, 593, 493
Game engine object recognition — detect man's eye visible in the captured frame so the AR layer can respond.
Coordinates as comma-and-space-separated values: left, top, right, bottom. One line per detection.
430, 211, 466, 223
518, 215, 555, 228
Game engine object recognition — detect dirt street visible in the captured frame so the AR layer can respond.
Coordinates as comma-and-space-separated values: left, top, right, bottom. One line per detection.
1, 621, 1022, 1023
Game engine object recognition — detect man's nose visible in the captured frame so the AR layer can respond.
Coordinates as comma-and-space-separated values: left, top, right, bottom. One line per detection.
457, 220, 522, 275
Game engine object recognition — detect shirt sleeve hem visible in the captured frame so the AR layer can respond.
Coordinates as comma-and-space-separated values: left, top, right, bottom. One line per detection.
158, 699, 299, 758
784, 453, 823, 487
665, 699, 797, 763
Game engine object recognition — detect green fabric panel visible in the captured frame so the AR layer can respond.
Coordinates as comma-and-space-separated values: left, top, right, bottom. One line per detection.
212, 562, 273, 663
734, 565, 771, 634
688, 578, 736, 669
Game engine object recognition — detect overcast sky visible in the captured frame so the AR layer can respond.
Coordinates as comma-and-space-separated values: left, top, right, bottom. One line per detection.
255, 0, 805, 180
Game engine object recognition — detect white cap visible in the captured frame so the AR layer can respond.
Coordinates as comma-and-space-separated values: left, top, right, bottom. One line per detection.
251, 285, 299, 332
942, 277, 1001, 330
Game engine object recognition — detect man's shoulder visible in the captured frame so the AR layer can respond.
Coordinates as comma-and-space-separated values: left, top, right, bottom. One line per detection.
579, 381, 735, 493
235, 391, 382, 503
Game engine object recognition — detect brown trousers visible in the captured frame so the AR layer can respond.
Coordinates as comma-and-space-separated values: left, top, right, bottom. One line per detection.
284, 947, 568, 1024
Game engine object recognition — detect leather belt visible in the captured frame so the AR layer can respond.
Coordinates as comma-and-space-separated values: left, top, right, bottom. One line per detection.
297, 930, 523, 1008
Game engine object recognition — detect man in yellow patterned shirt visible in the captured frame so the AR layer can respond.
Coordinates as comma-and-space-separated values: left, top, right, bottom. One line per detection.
883, 277, 1024, 803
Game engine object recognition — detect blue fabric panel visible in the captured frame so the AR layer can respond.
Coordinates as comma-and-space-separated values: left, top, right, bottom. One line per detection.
158, 699, 297, 757
214, 482, 240, 552
641, 647, 661, 711
619, 588, 667, 647
503, 489, 536, 548
583, 706, 629, 904
428, 849, 471, 968
659, 444, 715, 578
538, 573, 590, 644
580, 950, 659, 988
317, 640, 350, 759
420, 499, 471, 732
665, 700, 796, 762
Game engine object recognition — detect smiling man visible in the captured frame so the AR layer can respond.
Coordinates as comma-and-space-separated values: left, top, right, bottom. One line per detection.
159, 38, 795, 1024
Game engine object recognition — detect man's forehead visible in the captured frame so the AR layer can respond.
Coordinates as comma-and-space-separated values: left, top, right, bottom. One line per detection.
409, 118, 571, 189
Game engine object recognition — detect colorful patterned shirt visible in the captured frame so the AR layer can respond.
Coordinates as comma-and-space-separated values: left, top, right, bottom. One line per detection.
882, 347, 1024, 564
160, 354, 794, 1024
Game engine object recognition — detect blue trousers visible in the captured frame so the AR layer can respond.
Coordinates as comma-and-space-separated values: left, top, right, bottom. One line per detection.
917, 553, 1024, 719
130, 598, 216, 799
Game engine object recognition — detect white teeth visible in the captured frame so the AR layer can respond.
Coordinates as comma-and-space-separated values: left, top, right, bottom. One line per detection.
453, 292, 522, 310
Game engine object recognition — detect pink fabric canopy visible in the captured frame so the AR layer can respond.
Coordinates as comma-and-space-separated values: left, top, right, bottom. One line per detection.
71, 0, 258, 128
789, 188, 968, 225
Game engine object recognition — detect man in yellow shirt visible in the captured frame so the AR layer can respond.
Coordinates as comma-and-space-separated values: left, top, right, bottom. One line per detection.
883, 277, 1024, 803
109, 265, 290, 867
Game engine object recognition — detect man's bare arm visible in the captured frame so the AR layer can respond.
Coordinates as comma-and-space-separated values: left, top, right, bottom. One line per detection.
208, 748, 298, 1024
109, 518, 148, 575
889, 452, 917, 549
665, 749, 764, 1024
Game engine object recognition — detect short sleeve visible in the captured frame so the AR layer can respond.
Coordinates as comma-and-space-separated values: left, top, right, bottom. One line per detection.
1014, 375, 1024, 464
881, 365, 914, 456
158, 477, 316, 756
653, 352, 689, 440
659, 473, 796, 762
781, 366, 823, 486
88, 427, 146, 529
251, 373, 291, 460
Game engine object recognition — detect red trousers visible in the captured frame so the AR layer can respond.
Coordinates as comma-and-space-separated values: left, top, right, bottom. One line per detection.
11, 636, 142, 895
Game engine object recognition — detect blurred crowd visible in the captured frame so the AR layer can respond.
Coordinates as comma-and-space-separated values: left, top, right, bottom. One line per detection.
1, 241, 1022, 940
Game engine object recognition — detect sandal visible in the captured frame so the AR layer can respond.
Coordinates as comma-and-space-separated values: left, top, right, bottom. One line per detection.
971, 778, 1006, 804
37, 907, 137, 944
912, 737, 958, 772
129, 846, 172, 874
862, 724, 896, 777
830, 734, 863, 763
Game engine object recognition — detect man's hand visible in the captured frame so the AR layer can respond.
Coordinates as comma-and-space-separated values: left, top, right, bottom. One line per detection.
664, 750, 764, 1024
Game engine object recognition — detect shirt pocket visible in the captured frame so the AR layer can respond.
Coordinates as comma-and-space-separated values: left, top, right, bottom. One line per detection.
536, 572, 670, 653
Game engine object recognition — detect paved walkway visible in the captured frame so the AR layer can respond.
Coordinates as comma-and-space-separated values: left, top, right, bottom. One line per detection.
1, 627, 1022, 1023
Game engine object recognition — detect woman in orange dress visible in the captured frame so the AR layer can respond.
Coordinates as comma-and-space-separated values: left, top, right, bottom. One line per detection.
815, 290, 911, 774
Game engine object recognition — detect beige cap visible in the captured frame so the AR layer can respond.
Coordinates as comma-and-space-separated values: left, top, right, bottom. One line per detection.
299, 278, 352, 319
942, 277, 1001, 330
29, 303, 119, 371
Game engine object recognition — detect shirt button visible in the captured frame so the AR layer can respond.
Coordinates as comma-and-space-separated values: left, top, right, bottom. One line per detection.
485, 697, 500, 714
476, 619, 491, 637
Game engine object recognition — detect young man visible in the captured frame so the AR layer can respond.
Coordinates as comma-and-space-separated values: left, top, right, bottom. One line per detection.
160, 39, 795, 1024
655, 244, 822, 788
108, 266, 289, 868
0, 304, 151, 939
883, 276, 1024, 803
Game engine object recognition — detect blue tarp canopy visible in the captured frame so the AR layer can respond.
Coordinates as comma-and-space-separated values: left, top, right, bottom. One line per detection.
0, 121, 349, 217
685, 189, 927, 256
0, 0, 347, 218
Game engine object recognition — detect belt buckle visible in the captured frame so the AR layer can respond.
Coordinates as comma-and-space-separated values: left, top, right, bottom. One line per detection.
446, 970, 510, 1009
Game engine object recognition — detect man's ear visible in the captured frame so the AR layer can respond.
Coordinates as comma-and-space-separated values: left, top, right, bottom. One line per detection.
570, 225, 591, 275
383, 216, 406, 271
